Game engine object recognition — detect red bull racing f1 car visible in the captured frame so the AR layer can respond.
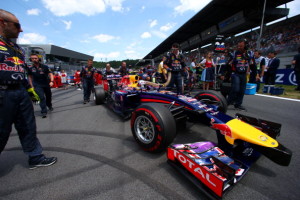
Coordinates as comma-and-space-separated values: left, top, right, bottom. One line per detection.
94, 74, 292, 199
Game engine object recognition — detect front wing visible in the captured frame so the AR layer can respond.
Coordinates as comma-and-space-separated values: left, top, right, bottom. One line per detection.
167, 142, 250, 199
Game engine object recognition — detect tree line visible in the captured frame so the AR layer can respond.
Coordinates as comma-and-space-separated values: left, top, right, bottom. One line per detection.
93, 59, 140, 70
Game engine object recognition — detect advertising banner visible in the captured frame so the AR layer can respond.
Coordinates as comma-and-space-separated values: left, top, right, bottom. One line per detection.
275, 69, 297, 85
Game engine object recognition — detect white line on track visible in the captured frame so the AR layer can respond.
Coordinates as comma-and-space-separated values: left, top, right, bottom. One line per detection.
255, 94, 300, 102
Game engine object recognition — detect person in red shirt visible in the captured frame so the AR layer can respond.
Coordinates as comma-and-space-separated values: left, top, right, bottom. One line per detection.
60, 69, 68, 89
200, 52, 216, 90
53, 72, 63, 88
74, 69, 81, 89
93, 70, 102, 85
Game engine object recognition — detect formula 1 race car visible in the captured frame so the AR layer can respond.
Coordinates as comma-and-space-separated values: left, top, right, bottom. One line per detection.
94, 73, 292, 199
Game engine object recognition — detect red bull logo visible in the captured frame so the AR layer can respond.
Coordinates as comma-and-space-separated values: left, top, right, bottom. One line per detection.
0, 63, 25, 72
210, 118, 232, 138
4, 56, 25, 65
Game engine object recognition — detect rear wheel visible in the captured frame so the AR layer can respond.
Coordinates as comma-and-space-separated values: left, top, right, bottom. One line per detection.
131, 103, 176, 153
94, 87, 105, 105
194, 90, 228, 113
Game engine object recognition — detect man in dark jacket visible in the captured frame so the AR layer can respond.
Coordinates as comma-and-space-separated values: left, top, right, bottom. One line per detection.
264, 51, 280, 85
292, 47, 300, 91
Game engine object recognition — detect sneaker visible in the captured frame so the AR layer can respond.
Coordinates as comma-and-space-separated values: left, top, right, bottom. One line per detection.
234, 105, 246, 111
29, 157, 57, 169
48, 107, 54, 111
42, 113, 47, 118
83, 100, 87, 104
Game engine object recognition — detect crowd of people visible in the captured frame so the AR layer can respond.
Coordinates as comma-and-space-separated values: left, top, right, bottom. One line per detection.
53, 42, 294, 101
39, 23, 300, 113
183, 15, 300, 68
48, 15, 300, 100
224, 17, 300, 56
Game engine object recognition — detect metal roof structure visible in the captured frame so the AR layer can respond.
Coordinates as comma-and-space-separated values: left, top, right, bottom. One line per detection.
20, 44, 93, 63
33, 44, 93, 60
143, 0, 292, 60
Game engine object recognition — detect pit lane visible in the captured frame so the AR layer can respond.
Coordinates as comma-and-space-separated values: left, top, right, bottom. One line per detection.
0, 87, 299, 200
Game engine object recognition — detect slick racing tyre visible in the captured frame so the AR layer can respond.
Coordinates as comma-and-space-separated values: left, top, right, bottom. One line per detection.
194, 90, 228, 113
220, 82, 231, 98
131, 103, 176, 153
94, 87, 105, 105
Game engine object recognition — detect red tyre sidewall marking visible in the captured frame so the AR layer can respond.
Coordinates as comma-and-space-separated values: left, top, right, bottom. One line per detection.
132, 107, 163, 151
198, 93, 220, 101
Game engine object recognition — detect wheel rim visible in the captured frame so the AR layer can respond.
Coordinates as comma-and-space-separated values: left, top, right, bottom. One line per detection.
134, 115, 155, 144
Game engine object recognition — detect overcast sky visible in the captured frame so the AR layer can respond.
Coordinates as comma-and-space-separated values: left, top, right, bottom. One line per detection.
2, 0, 299, 61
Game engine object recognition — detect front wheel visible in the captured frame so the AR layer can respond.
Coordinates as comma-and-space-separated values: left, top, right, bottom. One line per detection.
131, 103, 176, 153
194, 90, 228, 113
94, 87, 105, 105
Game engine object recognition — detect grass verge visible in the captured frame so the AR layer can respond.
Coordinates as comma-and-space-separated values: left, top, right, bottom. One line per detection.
257, 84, 300, 100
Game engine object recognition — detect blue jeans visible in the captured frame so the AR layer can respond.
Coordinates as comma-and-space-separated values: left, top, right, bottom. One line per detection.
227, 73, 247, 107
167, 72, 183, 94
34, 85, 52, 114
83, 79, 94, 100
0, 86, 43, 159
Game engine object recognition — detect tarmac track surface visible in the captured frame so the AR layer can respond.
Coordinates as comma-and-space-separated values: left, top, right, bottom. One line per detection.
0, 87, 299, 200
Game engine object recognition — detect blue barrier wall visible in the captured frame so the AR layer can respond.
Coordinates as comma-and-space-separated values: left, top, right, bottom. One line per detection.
275, 69, 297, 85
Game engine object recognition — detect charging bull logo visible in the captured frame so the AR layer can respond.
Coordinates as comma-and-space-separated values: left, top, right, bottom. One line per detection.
4, 56, 25, 65
210, 118, 232, 138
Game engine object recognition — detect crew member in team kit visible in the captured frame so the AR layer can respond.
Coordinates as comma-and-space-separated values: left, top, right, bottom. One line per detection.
80, 59, 96, 104
28, 54, 54, 118
103, 63, 115, 91
118, 61, 129, 77
0, 9, 57, 169
164, 43, 186, 94
226, 39, 253, 111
